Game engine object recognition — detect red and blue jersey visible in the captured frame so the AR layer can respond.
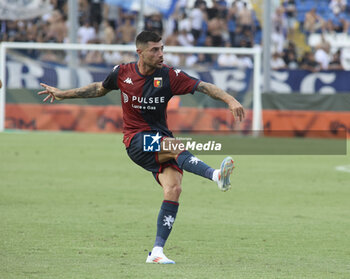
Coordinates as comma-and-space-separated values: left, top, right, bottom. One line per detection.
102, 62, 200, 147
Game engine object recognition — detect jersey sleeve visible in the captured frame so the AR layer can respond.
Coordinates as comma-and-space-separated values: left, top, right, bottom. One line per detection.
169, 68, 200, 95
102, 65, 120, 90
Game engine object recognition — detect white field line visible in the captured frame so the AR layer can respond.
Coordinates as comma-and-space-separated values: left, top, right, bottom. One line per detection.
335, 165, 350, 173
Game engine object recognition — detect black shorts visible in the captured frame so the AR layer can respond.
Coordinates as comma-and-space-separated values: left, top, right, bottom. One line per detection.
126, 132, 183, 183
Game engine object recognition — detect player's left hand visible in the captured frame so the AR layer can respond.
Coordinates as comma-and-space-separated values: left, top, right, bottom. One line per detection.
228, 100, 245, 122
38, 83, 64, 103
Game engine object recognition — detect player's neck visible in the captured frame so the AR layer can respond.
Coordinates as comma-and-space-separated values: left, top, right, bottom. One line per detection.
137, 60, 156, 76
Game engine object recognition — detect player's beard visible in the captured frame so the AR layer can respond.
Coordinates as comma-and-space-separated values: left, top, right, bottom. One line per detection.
148, 55, 163, 68
152, 59, 163, 69
145, 61, 162, 70
140, 55, 163, 73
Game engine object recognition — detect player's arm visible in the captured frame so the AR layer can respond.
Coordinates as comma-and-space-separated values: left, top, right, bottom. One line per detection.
38, 82, 111, 103
196, 81, 245, 121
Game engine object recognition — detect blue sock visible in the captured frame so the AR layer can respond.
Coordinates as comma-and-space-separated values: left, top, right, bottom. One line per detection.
154, 200, 179, 248
176, 150, 215, 180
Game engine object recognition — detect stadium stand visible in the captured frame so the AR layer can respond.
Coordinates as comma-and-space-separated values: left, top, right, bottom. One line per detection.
1, 0, 350, 70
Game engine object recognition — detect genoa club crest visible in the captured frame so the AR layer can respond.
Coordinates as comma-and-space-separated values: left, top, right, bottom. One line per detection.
154, 77, 162, 88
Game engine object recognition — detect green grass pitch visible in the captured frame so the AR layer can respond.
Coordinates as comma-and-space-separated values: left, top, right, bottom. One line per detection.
0, 132, 349, 279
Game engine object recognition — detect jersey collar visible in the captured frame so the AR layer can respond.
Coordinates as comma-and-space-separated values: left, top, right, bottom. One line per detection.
135, 61, 161, 78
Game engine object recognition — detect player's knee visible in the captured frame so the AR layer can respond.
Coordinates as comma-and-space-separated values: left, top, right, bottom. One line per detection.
164, 183, 182, 197
173, 184, 182, 196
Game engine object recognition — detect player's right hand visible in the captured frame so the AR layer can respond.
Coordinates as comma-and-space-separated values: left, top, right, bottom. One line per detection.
38, 83, 64, 103
228, 99, 245, 122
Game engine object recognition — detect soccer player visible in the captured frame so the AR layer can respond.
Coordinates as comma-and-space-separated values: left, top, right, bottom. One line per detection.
38, 31, 245, 264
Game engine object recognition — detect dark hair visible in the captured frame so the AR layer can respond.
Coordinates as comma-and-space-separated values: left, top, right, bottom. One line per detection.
136, 31, 162, 47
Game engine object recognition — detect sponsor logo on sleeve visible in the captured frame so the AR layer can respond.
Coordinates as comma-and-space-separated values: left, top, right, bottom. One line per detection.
174, 69, 181, 76
123, 77, 133, 85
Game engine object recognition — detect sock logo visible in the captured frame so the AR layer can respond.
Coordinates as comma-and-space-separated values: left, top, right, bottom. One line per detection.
189, 156, 201, 165
163, 215, 175, 229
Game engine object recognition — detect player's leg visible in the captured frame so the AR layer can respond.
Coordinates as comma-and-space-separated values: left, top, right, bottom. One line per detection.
146, 166, 182, 264
159, 138, 234, 191
159, 138, 215, 178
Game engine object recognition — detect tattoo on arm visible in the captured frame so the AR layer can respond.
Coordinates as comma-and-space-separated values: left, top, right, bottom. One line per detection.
197, 81, 245, 121
63, 82, 110, 99
197, 81, 231, 102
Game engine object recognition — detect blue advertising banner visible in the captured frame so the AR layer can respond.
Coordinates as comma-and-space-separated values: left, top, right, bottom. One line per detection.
271, 70, 350, 94
5, 58, 252, 103
6, 54, 350, 98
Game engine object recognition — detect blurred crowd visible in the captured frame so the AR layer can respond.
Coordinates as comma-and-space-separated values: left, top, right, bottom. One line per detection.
0, 0, 349, 70
270, 0, 348, 71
